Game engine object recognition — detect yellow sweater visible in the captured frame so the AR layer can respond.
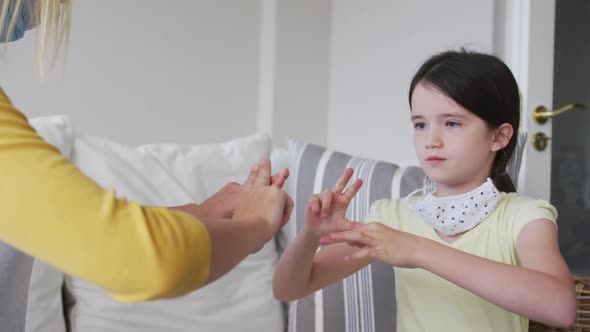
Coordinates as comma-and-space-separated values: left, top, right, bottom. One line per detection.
0, 87, 211, 302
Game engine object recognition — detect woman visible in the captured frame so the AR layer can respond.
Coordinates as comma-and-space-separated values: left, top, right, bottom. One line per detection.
0, 0, 293, 303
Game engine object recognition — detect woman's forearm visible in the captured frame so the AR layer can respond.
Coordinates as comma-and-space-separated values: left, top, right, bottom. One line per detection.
197, 215, 269, 285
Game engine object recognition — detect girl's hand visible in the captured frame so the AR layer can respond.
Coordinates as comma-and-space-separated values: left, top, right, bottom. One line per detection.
303, 168, 363, 238
319, 222, 427, 269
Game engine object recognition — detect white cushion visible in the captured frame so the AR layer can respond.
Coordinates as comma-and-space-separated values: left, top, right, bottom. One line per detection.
29, 115, 74, 157
65, 133, 284, 332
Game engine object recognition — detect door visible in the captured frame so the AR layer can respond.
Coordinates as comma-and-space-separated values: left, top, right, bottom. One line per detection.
510, 0, 590, 275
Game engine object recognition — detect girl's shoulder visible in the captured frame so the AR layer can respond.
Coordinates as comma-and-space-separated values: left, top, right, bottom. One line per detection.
497, 193, 558, 239
366, 198, 395, 218
500, 192, 556, 216
365, 198, 412, 224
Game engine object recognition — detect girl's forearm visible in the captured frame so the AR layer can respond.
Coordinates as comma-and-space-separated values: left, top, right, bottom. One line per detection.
273, 230, 321, 301
417, 240, 576, 327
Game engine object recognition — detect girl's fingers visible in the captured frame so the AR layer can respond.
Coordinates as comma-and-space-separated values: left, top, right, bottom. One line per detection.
344, 248, 374, 261
337, 220, 362, 232
343, 178, 363, 200
318, 235, 332, 245
332, 168, 354, 194
320, 189, 332, 218
328, 229, 377, 247
319, 236, 366, 247
308, 195, 321, 215
348, 241, 367, 248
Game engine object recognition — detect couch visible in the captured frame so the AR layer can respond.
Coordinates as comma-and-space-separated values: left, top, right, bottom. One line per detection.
0, 115, 526, 332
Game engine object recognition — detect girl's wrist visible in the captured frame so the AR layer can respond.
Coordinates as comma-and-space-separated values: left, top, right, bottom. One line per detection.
414, 237, 440, 270
300, 224, 323, 244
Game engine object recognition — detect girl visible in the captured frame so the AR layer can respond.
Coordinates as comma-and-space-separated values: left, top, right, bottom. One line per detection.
273, 50, 577, 331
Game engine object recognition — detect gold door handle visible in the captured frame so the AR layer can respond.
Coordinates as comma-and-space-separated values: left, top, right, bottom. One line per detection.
533, 103, 587, 124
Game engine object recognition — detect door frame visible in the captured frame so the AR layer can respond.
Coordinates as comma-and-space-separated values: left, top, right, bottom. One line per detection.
495, 0, 556, 201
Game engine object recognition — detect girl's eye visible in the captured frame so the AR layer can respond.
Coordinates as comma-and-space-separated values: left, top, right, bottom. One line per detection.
446, 121, 461, 127
413, 122, 425, 129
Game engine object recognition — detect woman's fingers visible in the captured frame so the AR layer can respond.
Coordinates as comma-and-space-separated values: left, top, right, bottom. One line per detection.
245, 163, 260, 188
252, 159, 271, 187
271, 168, 289, 188
272, 175, 285, 188
280, 193, 294, 228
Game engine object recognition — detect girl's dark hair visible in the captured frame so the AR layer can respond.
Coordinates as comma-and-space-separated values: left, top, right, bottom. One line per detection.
408, 49, 520, 193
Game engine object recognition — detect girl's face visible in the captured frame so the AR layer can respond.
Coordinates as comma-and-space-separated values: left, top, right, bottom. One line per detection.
410, 83, 498, 196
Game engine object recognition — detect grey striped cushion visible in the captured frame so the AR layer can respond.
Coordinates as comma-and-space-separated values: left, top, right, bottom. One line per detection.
507, 132, 527, 188
285, 133, 527, 332
286, 140, 427, 332
0, 243, 34, 332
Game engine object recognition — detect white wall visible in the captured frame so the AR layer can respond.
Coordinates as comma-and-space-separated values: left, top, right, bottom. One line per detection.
1, 0, 497, 163
328, 0, 495, 163
272, 0, 331, 147
0, 0, 261, 146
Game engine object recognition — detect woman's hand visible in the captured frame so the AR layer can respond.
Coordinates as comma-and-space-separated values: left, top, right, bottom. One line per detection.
198, 166, 289, 219
171, 163, 289, 220
233, 160, 294, 251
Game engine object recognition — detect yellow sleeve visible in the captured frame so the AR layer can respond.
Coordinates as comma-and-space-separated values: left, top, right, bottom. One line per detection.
364, 199, 394, 225
0, 88, 211, 302
511, 196, 558, 244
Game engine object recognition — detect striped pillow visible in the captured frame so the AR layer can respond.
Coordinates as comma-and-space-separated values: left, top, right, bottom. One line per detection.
284, 133, 527, 332
506, 132, 527, 188
285, 139, 427, 332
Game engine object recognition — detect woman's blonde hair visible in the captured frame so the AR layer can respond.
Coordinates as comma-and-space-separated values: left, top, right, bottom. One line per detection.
1, 0, 72, 78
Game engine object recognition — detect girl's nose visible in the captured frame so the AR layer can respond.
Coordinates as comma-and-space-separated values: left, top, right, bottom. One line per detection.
425, 130, 443, 149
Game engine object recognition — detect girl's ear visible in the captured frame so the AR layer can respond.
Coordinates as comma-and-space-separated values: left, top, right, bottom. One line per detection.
491, 123, 514, 152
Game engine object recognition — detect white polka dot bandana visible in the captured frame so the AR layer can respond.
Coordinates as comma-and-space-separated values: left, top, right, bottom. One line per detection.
408, 178, 501, 236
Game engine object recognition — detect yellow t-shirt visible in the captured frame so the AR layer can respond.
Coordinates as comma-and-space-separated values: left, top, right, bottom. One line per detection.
0, 87, 211, 302
365, 193, 557, 332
